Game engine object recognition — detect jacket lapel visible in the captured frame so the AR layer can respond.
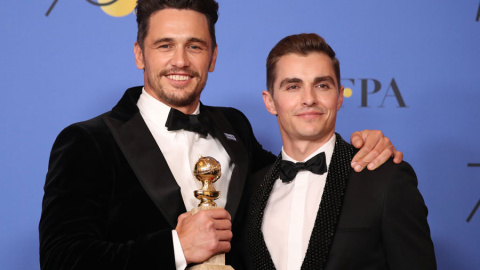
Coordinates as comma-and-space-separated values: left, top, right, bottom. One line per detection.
248, 155, 282, 270
103, 87, 186, 229
300, 134, 355, 270
203, 105, 248, 221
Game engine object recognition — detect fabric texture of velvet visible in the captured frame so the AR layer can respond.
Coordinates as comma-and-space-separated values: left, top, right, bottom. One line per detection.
39, 86, 275, 270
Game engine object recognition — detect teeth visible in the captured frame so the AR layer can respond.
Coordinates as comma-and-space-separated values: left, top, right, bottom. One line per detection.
167, 75, 190, 81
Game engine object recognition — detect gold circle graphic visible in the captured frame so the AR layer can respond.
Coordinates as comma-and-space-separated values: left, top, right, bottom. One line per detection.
98, 0, 136, 17
344, 88, 353, 98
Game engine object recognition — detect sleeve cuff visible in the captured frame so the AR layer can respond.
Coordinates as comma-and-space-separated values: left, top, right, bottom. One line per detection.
172, 230, 187, 270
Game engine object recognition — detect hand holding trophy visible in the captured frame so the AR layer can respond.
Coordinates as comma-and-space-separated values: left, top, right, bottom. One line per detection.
186, 156, 234, 270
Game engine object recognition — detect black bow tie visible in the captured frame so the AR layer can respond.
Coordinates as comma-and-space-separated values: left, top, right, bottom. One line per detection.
165, 108, 211, 136
278, 152, 327, 183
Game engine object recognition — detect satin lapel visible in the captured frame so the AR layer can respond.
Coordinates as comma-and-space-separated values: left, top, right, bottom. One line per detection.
301, 134, 355, 270
203, 106, 248, 220
103, 88, 185, 229
248, 155, 282, 270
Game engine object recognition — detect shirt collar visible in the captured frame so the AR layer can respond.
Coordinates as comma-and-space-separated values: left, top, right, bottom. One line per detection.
137, 87, 201, 135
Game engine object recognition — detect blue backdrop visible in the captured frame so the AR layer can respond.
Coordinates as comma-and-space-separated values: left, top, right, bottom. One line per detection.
1, 1, 479, 269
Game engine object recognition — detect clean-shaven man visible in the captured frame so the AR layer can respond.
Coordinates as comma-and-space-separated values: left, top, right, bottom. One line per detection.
246, 33, 436, 270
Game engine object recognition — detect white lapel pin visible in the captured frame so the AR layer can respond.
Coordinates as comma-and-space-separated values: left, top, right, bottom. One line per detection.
224, 133, 237, 141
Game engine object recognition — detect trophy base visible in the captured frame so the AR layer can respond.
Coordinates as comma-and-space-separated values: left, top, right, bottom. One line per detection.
188, 265, 234, 270
186, 252, 234, 270
186, 206, 234, 270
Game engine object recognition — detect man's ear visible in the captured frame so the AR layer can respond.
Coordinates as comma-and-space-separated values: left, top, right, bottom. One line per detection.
134, 41, 145, 70
263, 90, 277, 115
337, 86, 344, 111
208, 45, 218, 72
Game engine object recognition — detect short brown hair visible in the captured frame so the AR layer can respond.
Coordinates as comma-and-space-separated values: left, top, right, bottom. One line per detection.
135, 0, 219, 50
266, 33, 340, 93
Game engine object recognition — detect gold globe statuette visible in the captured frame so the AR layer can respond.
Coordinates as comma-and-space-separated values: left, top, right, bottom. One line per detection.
193, 156, 222, 207
187, 156, 233, 270
188, 156, 234, 270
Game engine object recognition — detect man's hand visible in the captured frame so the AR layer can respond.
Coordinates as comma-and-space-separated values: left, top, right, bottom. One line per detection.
350, 130, 403, 172
176, 208, 233, 264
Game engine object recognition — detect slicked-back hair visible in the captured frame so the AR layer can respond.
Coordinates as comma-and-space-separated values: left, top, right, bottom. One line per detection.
266, 33, 340, 94
135, 0, 219, 51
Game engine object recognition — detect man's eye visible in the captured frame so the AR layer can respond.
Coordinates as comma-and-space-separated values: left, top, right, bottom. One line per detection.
286, 85, 299, 90
188, 44, 203, 51
317, 83, 330, 89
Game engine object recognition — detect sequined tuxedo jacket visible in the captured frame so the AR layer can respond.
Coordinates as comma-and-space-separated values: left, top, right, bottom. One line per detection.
39, 86, 275, 270
243, 135, 436, 270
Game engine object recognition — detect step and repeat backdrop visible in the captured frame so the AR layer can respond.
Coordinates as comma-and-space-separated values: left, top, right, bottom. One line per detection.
1, 1, 479, 269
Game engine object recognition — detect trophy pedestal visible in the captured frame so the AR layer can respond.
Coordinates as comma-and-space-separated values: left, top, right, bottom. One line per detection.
188, 263, 234, 270
186, 206, 234, 270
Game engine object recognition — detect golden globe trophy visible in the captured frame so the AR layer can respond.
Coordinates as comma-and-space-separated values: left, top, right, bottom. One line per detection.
187, 156, 234, 270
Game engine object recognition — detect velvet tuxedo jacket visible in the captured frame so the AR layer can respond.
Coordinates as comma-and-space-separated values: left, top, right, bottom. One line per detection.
244, 135, 436, 270
39, 87, 275, 270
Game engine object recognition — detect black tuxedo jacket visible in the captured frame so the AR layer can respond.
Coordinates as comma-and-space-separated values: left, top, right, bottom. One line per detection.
245, 135, 436, 270
39, 87, 275, 270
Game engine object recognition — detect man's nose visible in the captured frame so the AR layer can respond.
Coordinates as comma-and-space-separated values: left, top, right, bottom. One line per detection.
170, 48, 190, 68
302, 87, 317, 106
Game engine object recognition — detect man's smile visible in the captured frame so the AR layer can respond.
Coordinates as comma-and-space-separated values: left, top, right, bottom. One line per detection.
166, 74, 192, 81
295, 109, 325, 120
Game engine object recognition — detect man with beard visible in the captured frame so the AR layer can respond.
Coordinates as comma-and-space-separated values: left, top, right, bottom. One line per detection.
39, 1, 403, 269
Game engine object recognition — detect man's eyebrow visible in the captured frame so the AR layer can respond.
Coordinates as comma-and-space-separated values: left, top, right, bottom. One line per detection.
279, 77, 303, 88
152, 37, 209, 47
314, 76, 336, 86
188, 37, 208, 47
152, 37, 173, 46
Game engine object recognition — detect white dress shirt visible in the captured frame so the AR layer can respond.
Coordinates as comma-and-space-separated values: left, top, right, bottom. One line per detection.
262, 134, 336, 270
137, 89, 233, 270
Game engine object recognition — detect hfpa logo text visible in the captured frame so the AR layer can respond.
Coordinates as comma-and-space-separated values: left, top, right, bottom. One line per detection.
341, 78, 407, 108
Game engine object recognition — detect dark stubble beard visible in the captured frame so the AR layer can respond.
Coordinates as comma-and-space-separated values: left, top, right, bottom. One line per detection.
148, 68, 207, 107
